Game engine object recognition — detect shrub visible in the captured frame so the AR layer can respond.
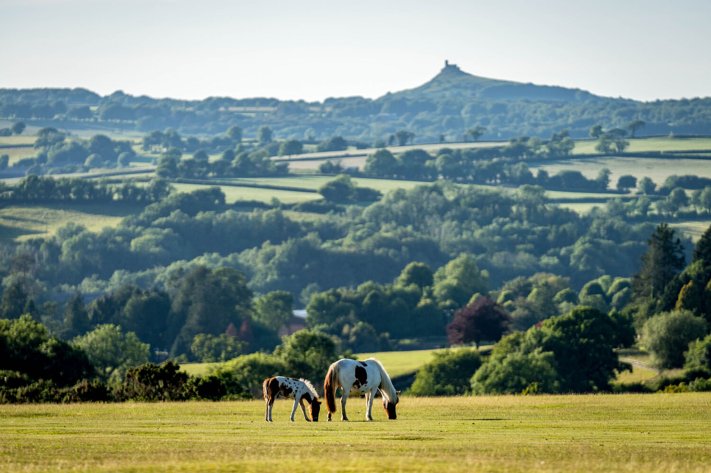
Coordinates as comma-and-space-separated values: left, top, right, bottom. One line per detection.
117, 361, 191, 401
409, 349, 482, 396
684, 334, 711, 375
213, 353, 287, 399
471, 348, 560, 395
641, 310, 709, 369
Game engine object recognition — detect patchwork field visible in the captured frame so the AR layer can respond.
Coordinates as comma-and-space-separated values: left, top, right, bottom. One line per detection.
531, 156, 711, 188
1, 394, 710, 473
0, 203, 140, 242
572, 136, 711, 154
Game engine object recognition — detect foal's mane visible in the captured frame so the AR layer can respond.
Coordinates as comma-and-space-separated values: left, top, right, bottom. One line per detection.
366, 358, 397, 402
300, 378, 319, 399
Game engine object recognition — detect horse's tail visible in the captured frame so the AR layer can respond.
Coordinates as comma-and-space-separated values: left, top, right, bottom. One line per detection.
323, 362, 338, 414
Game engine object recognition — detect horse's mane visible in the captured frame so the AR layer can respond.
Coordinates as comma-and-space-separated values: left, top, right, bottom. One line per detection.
300, 378, 319, 399
366, 358, 397, 402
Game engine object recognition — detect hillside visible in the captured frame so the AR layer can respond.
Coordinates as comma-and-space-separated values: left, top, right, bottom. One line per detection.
385, 61, 599, 102
2, 64, 711, 142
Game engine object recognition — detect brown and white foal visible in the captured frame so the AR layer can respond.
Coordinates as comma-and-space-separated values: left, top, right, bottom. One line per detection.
262, 376, 321, 422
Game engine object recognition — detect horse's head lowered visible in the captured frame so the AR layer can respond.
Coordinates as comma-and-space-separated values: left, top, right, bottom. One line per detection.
383, 392, 399, 420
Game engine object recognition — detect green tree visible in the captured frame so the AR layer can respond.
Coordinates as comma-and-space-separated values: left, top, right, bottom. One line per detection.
274, 329, 338, 383
632, 223, 686, 301
72, 324, 150, 382
254, 290, 293, 329
0, 315, 94, 386
0, 280, 30, 319
278, 139, 303, 156
395, 262, 434, 289
538, 306, 628, 392
410, 349, 482, 396
693, 224, 711, 265
365, 149, 398, 177
227, 126, 242, 143
642, 310, 708, 369
318, 174, 356, 203
465, 126, 486, 142
471, 345, 559, 395
684, 334, 711, 375
11, 122, 26, 135
616, 175, 637, 192
626, 120, 645, 138
190, 333, 245, 362
394, 130, 415, 146
589, 125, 603, 139
257, 126, 273, 144
63, 294, 90, 339
638, 176, 656, 195
170, 266, 253, 357
433, 254, 489, 311
213, 353, 287, 398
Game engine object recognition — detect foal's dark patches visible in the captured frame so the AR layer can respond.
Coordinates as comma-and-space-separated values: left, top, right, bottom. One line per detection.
354, 365, 368, 388
359, 361, 368, 367
281, 385, 293, 396
302, 392, 312, 404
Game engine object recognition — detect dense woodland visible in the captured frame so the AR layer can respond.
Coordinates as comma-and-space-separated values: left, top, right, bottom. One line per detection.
2, 95, 711, 401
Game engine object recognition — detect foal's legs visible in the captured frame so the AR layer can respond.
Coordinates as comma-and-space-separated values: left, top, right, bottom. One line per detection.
289, 398, 299, 422
299, 398, 311, 421
265, 397, 273, 422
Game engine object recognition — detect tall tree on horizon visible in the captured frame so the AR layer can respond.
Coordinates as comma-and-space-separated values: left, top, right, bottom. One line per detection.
632, 223, 686, 302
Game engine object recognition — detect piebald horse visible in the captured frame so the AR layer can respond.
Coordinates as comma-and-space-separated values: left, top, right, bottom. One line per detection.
262, 376, 321, 422
323, 358, 399, 421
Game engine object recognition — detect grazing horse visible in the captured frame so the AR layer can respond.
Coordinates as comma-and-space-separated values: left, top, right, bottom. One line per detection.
262, 376, 321, 422
323, 358, 399, 421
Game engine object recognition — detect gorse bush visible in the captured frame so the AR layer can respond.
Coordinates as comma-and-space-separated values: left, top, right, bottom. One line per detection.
641, 310, 709, 369
410, 349, 482, 396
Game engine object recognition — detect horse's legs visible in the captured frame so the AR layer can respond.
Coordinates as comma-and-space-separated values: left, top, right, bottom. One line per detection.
365, 388, 377, 421
289, 398, 299, 422
340, 391, 350, 421
299, 397, 311, 422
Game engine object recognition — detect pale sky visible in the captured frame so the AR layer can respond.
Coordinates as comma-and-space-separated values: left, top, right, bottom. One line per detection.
2, 0, 710, 102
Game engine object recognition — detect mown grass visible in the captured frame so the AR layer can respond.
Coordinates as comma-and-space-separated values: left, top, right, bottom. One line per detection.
1, 394, 710, 473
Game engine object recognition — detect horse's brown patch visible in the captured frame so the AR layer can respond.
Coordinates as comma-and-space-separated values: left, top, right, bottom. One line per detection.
267, 377, 280, 399
354, 365, 367, 389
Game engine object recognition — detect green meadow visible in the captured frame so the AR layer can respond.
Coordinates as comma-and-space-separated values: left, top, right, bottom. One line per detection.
572, 136, 711, 154
0, 203, 140, 243
1, 394, 710, 473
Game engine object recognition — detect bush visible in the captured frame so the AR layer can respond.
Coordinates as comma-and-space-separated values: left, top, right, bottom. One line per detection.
684, 334, 711, 375
471, 348, 559, 395
117, 361, 191, 401
641, 310, 709, 369
409, 349, 482, 396
274, 329, 339, 384
213, 353, 287, 399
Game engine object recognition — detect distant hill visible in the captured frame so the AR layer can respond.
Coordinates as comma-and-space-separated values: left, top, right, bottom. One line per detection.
1, 62, 710, 142
385, 61, 601, 103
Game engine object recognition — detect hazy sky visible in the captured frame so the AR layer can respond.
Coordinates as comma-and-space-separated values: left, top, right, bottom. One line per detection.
2, 0, 710, 102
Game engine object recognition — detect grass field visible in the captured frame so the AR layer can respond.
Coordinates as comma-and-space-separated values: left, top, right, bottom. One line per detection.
1, 394, 710, 472
531, 156, 711, 188
0, 203, 139, 242
671, 220, 711, 242
171, 183, 322, 204
573, 136, 711, 154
